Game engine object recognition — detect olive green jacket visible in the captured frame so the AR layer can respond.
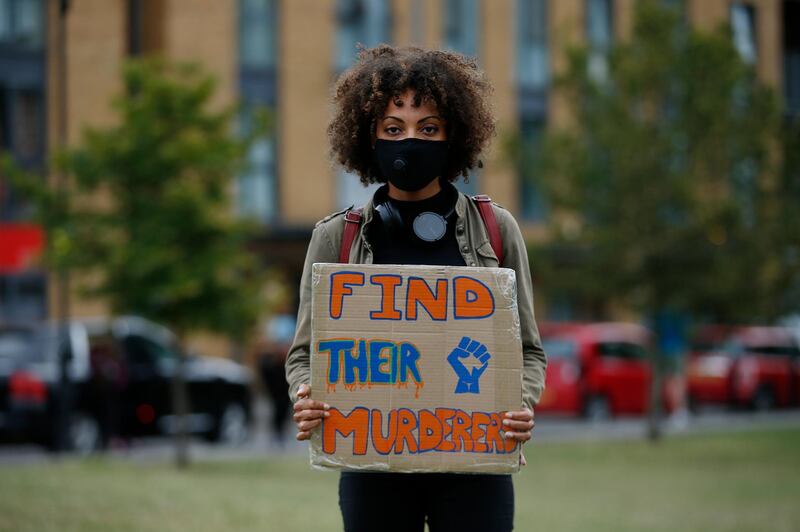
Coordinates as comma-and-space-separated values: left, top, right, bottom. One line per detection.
285, 191, 547, 412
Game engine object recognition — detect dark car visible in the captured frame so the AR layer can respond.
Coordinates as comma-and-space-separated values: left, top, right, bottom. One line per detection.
0, 316, 253, 453
1, 320, 94, 451
687, 325, 800, 411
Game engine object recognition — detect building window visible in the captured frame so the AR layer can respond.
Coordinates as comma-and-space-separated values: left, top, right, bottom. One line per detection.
240, 0, 278, 70
237, 108, 277, 221
0, 88, 45, 222
518, 116, 547, 221
785, 0, 800, 117
0, 0, 44, 49
334, 0, 391, 209
442, 0, 479, 58
237, 0, 278, 223
516, 0, 549, 220
517, 0, 548, 92
0, 0, 45, 222
730, 3, 757, 65
0, 75, 46, 161
0, 1, 45, 315
127, 0, 142, 56
441, 0, 480, 195
334, 0, 391, 74
0, 273, 46, 321
585, 0, 613, 83
10, 89, 42, 161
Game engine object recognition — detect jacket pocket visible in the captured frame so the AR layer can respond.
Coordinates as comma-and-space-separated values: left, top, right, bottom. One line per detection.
475, 241, 500, 267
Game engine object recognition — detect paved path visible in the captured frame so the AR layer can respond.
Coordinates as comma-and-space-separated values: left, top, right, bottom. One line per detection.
2, 399, 799, 466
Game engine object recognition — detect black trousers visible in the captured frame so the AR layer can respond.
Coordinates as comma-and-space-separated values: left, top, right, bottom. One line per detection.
339, 471, 514, 532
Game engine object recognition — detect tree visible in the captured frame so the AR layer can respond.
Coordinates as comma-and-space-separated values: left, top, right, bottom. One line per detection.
4, 59, 267, 466
516, 1, 799, 439
526, 0, 796, 324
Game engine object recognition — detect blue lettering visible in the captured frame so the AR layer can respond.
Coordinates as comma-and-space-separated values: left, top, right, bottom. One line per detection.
317, 339, 354, 384
369, 340, 395, 384
399, 343, 422, 384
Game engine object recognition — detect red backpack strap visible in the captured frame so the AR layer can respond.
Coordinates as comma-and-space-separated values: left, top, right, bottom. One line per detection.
472, 195, 504, 266
339, 208, 363, 263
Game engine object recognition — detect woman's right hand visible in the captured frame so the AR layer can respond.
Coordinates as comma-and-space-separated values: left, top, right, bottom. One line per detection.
293, 384, 330, 441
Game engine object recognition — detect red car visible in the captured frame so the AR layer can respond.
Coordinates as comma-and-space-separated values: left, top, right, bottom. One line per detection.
536, 322, 657, 420
687, 325, 800, 411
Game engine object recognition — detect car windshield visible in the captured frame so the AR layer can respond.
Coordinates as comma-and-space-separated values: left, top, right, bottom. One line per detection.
0, 329, 36, 361
743, 345, 800, 357
0, 326, 59, 363
690, 341, 724, 353
597, 342, 647, 360
710, 339, 743, 358
542, 338, 578, 359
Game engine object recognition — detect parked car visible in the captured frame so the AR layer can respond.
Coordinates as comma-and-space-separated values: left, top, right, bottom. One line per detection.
1, 320, 93, 450
0, 324, 51, 442
536, 322, 670, 420
0, 316, 253, 453
687, 325, 800, 411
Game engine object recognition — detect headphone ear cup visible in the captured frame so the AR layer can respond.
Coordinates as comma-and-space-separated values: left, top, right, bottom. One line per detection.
376, 200, 405, 236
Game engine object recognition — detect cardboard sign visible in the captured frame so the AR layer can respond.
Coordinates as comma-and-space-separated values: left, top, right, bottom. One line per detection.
310, 263, 523, 474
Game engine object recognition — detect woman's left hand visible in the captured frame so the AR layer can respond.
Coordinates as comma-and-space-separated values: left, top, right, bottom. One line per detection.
502, 408, 535, 441
503, 408, 534, 466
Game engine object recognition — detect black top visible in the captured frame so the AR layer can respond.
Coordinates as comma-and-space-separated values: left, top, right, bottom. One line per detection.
368, 183, 466, 267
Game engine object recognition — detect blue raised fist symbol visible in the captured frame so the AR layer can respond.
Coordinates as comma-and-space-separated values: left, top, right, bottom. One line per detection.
447, 336, 491, 394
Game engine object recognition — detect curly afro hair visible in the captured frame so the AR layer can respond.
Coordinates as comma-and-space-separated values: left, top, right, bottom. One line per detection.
328, 45, 496, 186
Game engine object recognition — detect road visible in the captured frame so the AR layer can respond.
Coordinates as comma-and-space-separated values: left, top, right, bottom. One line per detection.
2, 399, 799, 466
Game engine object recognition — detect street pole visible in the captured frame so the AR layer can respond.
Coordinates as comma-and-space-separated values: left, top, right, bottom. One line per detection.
647, 352, 663, 442
173, 332, 191, 469
54, 0, 73, 453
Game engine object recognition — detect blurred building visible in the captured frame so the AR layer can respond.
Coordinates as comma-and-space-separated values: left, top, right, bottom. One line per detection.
1, 0, 798, 351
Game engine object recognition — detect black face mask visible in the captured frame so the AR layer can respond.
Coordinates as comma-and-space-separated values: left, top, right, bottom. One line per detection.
373, 138, 448, 192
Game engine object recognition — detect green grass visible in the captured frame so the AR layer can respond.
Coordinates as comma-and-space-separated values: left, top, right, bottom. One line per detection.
1, 428, 799, 531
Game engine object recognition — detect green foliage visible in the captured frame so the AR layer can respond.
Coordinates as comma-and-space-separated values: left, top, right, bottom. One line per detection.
4, 59, 268, 342
528, 0, 798, 322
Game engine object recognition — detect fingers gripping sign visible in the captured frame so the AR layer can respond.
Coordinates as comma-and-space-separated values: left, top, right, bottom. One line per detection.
503, 408, 535, 441
446, 336, 491, 394
502, 408, 535, 466
293, 384, 330, 441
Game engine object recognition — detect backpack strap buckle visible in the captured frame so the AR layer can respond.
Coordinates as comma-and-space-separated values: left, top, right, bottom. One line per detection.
340, 208, 363, 263
471, 195, 503, 266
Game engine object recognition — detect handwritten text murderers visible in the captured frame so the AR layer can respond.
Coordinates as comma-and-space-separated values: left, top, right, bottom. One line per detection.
322, 407, 519, 456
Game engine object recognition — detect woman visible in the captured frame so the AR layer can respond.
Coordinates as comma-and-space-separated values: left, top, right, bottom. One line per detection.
285, 45, 547, 532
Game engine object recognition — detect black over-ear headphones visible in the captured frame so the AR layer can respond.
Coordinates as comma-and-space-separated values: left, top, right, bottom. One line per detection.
374, 186, 457, 243
374, 200, 405, 236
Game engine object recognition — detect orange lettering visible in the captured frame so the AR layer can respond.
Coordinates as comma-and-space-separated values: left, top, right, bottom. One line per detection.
487, 413, 507, 453
451, 410, 473, 452
453, 276, 494, 319
370, 275, 403, 320
322, 407, 369, 455
330, 272, 365, 319
418, 410, 444, 452
406, 278, 448, 320
470, 412, 491, 453
370, 409, 398, 455
434, 408, 456, 452
393, 408, 418, 454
